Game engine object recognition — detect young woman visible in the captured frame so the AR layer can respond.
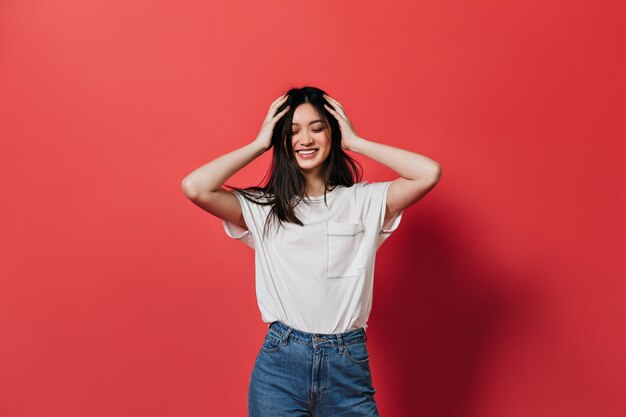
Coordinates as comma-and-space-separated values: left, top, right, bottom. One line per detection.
182, 86, 442, 417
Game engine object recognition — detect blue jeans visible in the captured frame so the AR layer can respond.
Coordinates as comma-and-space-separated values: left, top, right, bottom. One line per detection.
248, 320, 381, 417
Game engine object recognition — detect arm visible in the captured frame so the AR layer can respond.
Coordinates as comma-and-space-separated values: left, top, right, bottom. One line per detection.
322, 93, 441, 224
181, 141, 266, 230
349, 138, 442, 224
181, 93, 290, 229
181, 141, 266, 196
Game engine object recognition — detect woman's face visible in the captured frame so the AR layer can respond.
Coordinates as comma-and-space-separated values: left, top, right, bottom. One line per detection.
291, 103, 332, 174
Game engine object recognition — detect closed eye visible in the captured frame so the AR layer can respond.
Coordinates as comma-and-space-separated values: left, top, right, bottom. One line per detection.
292, 128, 325, 135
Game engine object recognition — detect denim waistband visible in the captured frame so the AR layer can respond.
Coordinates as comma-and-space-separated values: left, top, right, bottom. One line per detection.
267, 320, 368, 348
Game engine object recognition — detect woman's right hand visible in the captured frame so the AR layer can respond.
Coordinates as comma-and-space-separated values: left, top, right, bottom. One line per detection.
252, 94, 290, 153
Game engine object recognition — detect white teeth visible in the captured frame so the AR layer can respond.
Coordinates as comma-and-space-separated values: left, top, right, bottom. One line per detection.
298, 149, 317, 155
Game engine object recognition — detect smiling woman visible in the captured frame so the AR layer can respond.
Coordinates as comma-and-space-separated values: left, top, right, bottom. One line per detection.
181, 85, 441, 417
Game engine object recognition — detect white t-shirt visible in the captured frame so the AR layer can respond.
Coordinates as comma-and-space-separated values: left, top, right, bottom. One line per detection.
221, 181, 403, 334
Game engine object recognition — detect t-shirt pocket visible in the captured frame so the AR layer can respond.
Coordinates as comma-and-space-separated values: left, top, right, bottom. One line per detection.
326, 222, 365, 278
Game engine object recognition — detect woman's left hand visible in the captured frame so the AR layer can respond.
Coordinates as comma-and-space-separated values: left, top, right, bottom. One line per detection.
323, 94, 361, 151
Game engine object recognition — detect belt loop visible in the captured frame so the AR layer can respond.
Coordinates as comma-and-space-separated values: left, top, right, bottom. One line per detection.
364, 331, 368, 342
282, 327, 293, 346
336, 333, 344, 354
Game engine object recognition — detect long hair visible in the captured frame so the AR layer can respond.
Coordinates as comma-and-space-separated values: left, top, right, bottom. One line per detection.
224, 86, 363, 239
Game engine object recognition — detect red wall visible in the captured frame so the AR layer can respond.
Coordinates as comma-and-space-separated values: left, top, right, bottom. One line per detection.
1, 1, 624, 416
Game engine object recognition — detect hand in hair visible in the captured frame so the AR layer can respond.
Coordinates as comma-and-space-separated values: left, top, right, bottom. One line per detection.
253, 94, 290, 152
323, 93, 360, 151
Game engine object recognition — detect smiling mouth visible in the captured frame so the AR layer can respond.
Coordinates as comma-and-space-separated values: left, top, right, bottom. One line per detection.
296, 148, 319, 155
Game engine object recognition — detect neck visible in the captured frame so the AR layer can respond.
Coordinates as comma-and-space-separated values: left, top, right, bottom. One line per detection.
304, 180, 335, 197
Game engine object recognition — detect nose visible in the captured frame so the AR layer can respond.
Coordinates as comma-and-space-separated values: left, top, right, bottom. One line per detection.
301, 135, 314, 146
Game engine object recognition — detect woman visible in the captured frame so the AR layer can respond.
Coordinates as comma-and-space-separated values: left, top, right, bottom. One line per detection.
182, 86, 442, 416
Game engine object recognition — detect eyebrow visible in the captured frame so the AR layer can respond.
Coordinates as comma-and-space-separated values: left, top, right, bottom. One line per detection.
291, 119, 324, 126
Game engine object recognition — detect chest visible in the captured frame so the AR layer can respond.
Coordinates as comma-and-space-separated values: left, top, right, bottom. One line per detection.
267, 220, 366, 279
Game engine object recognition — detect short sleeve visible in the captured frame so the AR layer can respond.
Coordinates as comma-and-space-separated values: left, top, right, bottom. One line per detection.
361, 181, 403, 250
221, 190, 260, 250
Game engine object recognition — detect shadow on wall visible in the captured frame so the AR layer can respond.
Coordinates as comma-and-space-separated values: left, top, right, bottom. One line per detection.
370, 202, 544, 417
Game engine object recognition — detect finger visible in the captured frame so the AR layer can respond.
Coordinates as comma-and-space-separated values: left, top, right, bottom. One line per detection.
332, 105, 348, 120
323, 94, 341, 106
323, 95, 347, 119
273, 93, 288, 103
272, 105, 290, 121
325, 97, 346, 116
267, 95, 289, 119
268, 95, 288, 113
273, 105, 288, 119
324, 103, 343, 120
324, 103, 342, 120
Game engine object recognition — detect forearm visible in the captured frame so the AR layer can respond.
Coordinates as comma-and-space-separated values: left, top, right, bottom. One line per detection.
349, 137, 441, 181
182, 141, 266, 195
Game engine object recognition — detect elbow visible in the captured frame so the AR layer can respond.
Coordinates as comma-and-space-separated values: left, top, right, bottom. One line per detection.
429, 163, 442, 184
181, 176, 199, 199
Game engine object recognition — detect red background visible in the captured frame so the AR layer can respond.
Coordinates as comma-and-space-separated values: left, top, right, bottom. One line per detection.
1, 1, 624, 416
